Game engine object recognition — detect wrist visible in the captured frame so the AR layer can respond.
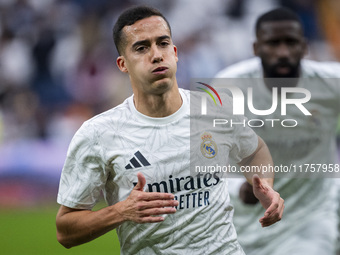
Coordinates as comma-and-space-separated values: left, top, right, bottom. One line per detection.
109, 201, 127, 224
258, 177, 273, 188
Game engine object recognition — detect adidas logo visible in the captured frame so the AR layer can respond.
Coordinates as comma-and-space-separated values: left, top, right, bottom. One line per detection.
125, 151, 151, 169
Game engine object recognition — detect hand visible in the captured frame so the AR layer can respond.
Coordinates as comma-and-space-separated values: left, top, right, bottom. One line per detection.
252, 174, 284, 227
117, 172, 178, 223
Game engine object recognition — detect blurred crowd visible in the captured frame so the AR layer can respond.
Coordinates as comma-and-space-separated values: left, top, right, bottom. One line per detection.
0, 0, 339, 146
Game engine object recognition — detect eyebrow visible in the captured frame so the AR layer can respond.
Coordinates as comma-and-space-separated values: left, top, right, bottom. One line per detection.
132, 35, 171, 48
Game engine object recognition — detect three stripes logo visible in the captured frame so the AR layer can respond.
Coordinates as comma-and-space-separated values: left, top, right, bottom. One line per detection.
125, 151, 151, 169
196, 82, 222, 106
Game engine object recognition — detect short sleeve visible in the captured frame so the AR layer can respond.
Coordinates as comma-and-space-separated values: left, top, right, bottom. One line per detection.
57, 122, 107, 209
228, 115, 258, 163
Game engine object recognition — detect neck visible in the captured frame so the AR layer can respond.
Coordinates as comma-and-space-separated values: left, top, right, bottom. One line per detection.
133, 86, 182, 117
263, 77, 300, 93
262, 66, 302, 92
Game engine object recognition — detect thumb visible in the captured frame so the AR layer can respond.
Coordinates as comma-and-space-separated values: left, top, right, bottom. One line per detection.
252, 174, 262, 191
134, 172, 146, 191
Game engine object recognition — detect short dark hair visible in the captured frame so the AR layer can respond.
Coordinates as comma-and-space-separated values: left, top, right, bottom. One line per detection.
255, 7, 303, 36
113, 6, 172, 55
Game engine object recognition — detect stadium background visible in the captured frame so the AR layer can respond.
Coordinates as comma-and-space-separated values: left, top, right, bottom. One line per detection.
0, 0, 339, 254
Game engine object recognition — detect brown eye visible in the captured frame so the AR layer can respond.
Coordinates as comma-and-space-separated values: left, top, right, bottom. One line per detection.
160, 41, 170, 47
136, 46, 147, 52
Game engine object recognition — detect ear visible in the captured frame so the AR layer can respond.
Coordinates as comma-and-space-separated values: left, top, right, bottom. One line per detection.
116, 56, 128, 73
173, 45, 178, 62
253, 41, 259, 56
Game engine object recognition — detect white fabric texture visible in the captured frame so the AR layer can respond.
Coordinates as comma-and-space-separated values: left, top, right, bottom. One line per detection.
57, 88, 260, 255
216, 58, 340, 255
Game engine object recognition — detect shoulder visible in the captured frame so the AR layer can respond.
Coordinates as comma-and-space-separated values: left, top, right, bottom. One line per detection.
64, 97, 134, 157
302, 59, 340, 78
79, 96, 132, 132
215, 58, 262, 78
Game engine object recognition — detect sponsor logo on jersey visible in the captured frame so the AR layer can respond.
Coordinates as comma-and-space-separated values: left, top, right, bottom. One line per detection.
125, 151, 151, 169
200, 132, 217, 159
132, 172, 221, 210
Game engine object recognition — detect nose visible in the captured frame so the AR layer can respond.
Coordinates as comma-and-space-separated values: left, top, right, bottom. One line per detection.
151, 45, 163, 63
276, 43, 290, 59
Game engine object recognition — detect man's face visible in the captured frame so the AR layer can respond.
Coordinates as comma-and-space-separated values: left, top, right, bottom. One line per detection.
116, 16, 178, 95
254, 20, 307, 78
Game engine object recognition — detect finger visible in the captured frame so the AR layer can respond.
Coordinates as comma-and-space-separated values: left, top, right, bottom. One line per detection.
137, 200, 178, 210
140, 192, 175, 201
279, 200, 285, 219
259, 195, 284, 227
271, 198, 284, 221
260, 214, 280, 227
259, 214, 276, 227
260, 219, 272, 227
263, 201, 279, 217
138, 216, 165, 223
252, 174, 262, 190
134, 172, 146, 191
139, 207, 177, 217
259, 202, 282, 227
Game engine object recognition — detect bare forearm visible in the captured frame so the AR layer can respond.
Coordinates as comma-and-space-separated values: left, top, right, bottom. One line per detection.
56, 203, 124, 248
56, 174, 178, 249
239, 136, 274, 187
237, 136, 284, 227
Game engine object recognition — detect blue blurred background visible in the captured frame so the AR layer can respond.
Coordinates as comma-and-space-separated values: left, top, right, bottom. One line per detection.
0, 0, 339, 252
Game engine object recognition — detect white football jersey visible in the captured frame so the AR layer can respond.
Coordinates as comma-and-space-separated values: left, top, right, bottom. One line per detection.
216, 58, 340, 255
57, 88, 259, 255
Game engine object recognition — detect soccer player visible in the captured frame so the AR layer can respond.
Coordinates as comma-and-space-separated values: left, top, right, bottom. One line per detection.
216, 7, 340, 255
56, 6, 284, 255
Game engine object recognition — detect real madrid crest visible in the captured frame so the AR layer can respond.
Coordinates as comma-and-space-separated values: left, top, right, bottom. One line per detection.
200, 132, 217, 159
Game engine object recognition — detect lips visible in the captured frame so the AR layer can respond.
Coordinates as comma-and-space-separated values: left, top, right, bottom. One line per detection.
152, 66, 168, 74
275, 63, 291, 74
276, 62, 291, 68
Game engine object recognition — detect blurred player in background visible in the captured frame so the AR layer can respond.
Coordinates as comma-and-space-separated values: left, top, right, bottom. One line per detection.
216, 7, 340, 255
55, 5, 284, 254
